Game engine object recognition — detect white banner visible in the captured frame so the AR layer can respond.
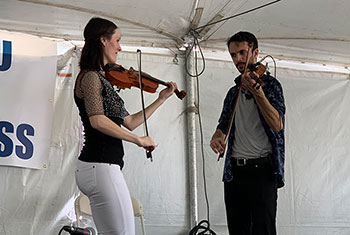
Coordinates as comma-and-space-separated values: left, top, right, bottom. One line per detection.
0, 30, 57, 169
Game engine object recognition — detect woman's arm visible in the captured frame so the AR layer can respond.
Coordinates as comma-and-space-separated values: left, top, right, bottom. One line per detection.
89, 114, 155, 148
122, 82, 177, 131
80, 71, 156, 148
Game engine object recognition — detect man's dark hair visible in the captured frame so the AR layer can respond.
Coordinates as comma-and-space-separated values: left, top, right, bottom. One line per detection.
226, 31, 258, 51
80, 17, 118, 71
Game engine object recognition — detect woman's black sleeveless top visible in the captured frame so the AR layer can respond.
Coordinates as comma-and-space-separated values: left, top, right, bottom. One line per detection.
74, 71, 128, 169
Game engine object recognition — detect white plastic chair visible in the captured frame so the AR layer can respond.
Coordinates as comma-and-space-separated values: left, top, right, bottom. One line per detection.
74, 193, 146, 235
131, 196, 146, 235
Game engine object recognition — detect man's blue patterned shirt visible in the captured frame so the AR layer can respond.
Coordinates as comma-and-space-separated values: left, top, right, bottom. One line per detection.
217, 74, 286, 188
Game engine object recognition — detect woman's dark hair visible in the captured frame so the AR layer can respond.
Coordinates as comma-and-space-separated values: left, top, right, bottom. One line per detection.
226, 31, 258, 52
79, 17, 118, 71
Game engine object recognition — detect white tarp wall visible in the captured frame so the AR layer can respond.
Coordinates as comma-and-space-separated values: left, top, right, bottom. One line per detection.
1, 34, 350, 235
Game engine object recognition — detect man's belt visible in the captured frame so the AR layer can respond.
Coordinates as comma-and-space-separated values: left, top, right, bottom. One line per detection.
232, 157, 269, 167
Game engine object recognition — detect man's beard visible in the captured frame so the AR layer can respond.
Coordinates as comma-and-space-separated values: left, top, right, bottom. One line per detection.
236, 57, 254, 73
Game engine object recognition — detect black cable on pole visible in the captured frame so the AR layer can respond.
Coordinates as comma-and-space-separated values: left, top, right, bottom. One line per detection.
185, 30, 206, 78
189, 220, 217, 235
58, 227, 65, 235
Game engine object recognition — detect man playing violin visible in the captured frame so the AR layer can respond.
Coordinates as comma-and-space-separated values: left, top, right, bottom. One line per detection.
210, 31, 286, 235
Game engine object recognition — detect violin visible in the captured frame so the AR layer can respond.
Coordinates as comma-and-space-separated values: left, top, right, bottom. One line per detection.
105, 64, 186, 100
247, 62, 267, 89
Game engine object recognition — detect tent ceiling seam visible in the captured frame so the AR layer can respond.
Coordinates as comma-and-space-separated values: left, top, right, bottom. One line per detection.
198, 0, 237, 40
17, 0, 184, 44
202, 37, 350, 43
259, 37, 350, 43
0, 27, 80, 41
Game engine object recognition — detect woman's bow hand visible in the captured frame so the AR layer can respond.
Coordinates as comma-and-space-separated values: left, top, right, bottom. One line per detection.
137, 136, 156, 151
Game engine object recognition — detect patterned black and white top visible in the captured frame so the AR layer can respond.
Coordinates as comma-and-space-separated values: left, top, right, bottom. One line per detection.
75, 70, 128, 120
74, 70, 129, 168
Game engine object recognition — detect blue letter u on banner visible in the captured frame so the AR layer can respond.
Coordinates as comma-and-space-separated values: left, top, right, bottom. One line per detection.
0, 40, 12, 71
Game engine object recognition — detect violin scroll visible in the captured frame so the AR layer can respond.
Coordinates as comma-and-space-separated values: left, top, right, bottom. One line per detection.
175, 89, 186, 100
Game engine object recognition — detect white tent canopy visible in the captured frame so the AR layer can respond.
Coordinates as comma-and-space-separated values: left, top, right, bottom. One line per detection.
1, 1, 350, 235
1, 0, 350, 65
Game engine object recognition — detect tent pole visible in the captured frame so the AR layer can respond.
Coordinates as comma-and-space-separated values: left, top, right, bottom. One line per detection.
185, 51, 198, 228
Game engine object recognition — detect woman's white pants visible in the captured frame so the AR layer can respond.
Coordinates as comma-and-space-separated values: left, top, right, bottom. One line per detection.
75, 160, 135, 235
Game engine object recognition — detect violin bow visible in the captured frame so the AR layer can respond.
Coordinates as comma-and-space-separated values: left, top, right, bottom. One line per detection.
137, 49, 153, 161
217, 45, 252, 161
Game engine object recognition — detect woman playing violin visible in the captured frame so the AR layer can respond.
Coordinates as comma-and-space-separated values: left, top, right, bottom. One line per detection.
74, 17, 177, 235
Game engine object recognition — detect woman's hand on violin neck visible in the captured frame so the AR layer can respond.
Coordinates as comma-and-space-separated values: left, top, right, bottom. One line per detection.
158, 82, 178, 101
136, 136, 157, 150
